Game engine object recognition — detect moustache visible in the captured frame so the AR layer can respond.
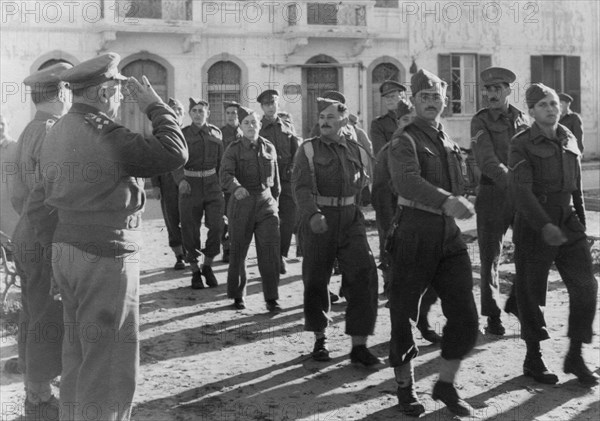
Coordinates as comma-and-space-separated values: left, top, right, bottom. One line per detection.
320, 124, 332, 129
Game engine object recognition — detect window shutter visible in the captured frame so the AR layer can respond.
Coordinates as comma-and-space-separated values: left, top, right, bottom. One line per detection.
477, 54, 492, 109
438, 54, 453, 117
530, 56, 543, 83
564, 56, 581, 113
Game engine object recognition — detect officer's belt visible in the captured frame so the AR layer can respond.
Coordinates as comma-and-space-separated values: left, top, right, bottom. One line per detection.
397, 196, 443, 215
535, 192, 572, 206
184, 168, 216, 177
58, 210, 142, 229
316, 195, 355, 207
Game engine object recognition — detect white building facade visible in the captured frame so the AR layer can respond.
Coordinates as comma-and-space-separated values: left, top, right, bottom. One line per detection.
1, 0, 599, 156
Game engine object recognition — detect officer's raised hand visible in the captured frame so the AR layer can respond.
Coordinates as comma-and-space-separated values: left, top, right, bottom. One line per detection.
179, 180, 191, 196
234, 187, 250, 200
442, 195, 475, 220
309, 212, 328, 234
126, 75, 163, 113
541, 223, 567, 246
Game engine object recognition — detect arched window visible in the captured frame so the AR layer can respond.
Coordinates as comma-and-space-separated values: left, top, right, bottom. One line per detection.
302, 55, 340, 137
207, 61, 241, 127
120, 59, 168, 136
371, 62, 400, 118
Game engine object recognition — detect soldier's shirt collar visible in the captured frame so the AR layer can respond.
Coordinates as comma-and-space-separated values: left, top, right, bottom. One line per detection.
530, 122, 570, 145
489, 106, 512, 121
34, 110, 60, 122
413, 116, 444, 139
190, 123, 209, 135
320, 133, 349, 148
242, 136, 261, 149
69, 102, 104, 116
387, 110, 397, 119
261, 115, 281, 128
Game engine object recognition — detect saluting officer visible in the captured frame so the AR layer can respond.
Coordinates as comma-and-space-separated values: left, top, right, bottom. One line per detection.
174, 99, 224, 289
370, 80, 406, 155
388, 69, 478, 417
220, 101, 243, 263
292, 97, 382, 368
151, 97, 187, 270
28, 53, 187, 421
508, 84, 598, 386
470, 67, 529, 335
10, 62, 71, 420
558, 92, 584, 154
219, 104, 282, 312
257, 89, 301, 274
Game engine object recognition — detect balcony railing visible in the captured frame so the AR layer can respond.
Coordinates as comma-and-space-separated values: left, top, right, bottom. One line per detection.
115, 0, 192, 21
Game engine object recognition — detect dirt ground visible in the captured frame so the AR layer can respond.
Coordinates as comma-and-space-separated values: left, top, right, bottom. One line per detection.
1, 203, 599, 421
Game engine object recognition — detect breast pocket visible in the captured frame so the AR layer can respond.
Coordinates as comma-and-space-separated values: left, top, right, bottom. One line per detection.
529, 146, 560, 184
347, 155, 364, 188
204, 141, 221, 168
418, 147, 442, 185
561, 148, 581, 191
259, 152, 276, 181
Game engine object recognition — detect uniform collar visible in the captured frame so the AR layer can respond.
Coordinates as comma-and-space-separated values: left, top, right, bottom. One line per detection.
69, 102, 103, 115
413, 116, 444, 139
320, 133, 349, 148
34, 110, 60, 122
190, 123, 209, 135
261, 115, 280, 127
530, 122, 569, 145
242, 136, 261, 149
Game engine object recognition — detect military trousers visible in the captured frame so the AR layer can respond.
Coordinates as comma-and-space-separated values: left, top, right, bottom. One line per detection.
300, 205, 378, 336
179, 176, 224, 262
227, 190, 280, 301
12, 217, 63, 384
513, 208, 597, 343
389, 208, 478, 367
475, 184, 515, 317
278, 182, 297, 258
221, 192, 231, 253
53, 242, 138, 421
158, 173, 183, 250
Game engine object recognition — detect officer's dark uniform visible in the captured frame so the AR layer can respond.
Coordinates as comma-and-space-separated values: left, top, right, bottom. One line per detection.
9, 64, 71, 408
174, 118, 224, 272
220, 120, 243, 260
258, 102, 300, 262
220, 129, 281, 302
509, 123, 596, 347
27, 53, 188, 421
370, 81, 406, 155
292, 124, 378, 336
388, 115, 479, 367
471, 68, 529, 326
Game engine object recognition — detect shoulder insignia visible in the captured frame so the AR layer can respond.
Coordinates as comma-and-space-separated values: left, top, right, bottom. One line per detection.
471, 130, 485, 144
45, 119, 56, 133
84, 113, 112, 131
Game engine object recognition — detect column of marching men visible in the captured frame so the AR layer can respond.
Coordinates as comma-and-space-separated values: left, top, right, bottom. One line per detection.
4, 52, 597, 421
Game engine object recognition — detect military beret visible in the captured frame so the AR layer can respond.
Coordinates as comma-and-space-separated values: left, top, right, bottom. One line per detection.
223, 100, 241, 109
379, 80, 407, 96
167, 97, 183, 108
235, 105, 256, 122
257, 89, 279, 104
558, 92, 574, 103
189, 98, 209, 111
396, 99, 414, 118
61, 53, 127, 90
23, 62, 72, 93
525, 83, 556, 109
410, 69, 447, 96
316, 97, 347, 114
480, 67, 516, 86
322, 90, 346, 104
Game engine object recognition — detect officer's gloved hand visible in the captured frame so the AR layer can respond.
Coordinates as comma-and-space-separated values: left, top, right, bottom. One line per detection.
234, 187, 250, 200
126, 75, 163, 113
441, 195, 475, 220
541, 223, 567, 246
179, 180, 191, 196
309, 213, 328, 234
